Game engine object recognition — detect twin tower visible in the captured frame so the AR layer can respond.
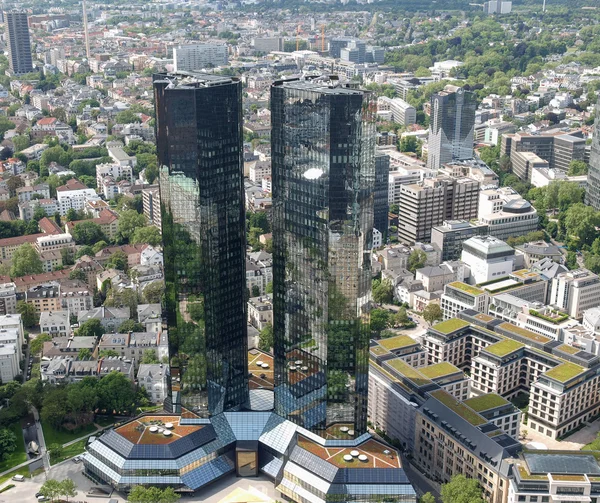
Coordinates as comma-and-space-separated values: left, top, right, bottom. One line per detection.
154, 73, 376, 439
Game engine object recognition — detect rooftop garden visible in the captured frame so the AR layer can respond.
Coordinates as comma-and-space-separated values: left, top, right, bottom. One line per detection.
474, 313, 495, 322
448, 282, 484, 296
499, 322, 551, 344
378, 335, 417, 351
529, 309, 570, 325
464, 393, 510, 412
370, 345, 391, 356
432, 318, 471, 334
511, 269, 540, 280
544, 362, 586, 383
429, 390, 486, 426
115, 416, 203, 445
386, 359, 431, 387
517, 464, 548, 481
484, 339, 525, 357
551, 475, 587, 482
556, 344, 580, 355
419, 362, 462, 379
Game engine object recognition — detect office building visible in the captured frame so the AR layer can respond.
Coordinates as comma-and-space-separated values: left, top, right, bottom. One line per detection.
329, 37, 355, 58
4, 11, 34, 75
172, 44, 228, 72
378, 97, 416, 126
398, 176, 479, 244
587, 99, 600, 210
427, 85, 477, 170
441, 282, 489, 320
155, 72, 248, 415
271, 77, 375, 437
484, 0, 512, 14
550, 269, 600, 320
431, 220, 490, 262
141, 186, 161, 228
340, 40, 366, 64
461, 236, 516, 285
511, 151, 549, 181
478, 199, 538, 242
374, 152, 390, 239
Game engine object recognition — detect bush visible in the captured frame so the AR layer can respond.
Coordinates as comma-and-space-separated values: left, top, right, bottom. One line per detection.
0, 484, 15, 493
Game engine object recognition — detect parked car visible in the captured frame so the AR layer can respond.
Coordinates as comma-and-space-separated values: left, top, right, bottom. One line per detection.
12, 474, 24, 482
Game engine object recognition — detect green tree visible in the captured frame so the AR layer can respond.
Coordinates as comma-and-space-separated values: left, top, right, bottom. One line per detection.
422, 303, 443, 326
48, 443, 63, 461
69, 269, 87, 282
40, 478, 63, 502
408, 249, 427, 273
420, 493, 437, 503
77, 318, 105, 338
399, 135, 420, 154
393, 307, 410, 327
568, 160, 588, 176
70, 221, 105, 245
259, 323, 273, 351
12, 135, 30, 153
566, 251, 578, 270
59, 479, 77, 502
584, 253, 600, 274
30, 333, 52, 354
441, 474, 485, 503
370, 308, 390, 334
78, 348, 91, 360
117, 210, 146, 242
17, 301, 37, 328
106, 251, 128, 271
115, 109, 140, 124
248, 211, 270, 233
251, 285, 261, 297
11, 243, 43, 277
143, 281, 164, 304
96, 371, 136, 414
0, 427, 16, 460
130, 226, 162, 246
118, 319, 144, 333
141, 349, 159, 364
159, 486, 181, 503
266, 281, 273, 294
98, 349, 119, 358
372, 278, 394, 304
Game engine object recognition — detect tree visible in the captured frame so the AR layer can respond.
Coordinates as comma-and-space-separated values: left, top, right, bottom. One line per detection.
422, 303, 443, 326
117, 210, 146, 242
115, 110, 140, 124
69, 269, 87, 282
40, 479, 63, 502
118, 319, 144, 333
259, 323, 273, 351
441, 474, 485, 503
266, 281, 273, 294
11, 243, 43, 277
106, 251, 128, 271
78, 348, 91, 360
12, 135, 30, 153
141, 349, 159, 364
251, 285, 261, 297
131, 226, 162, 246
143, 281, 164, 304
408, 249, 427, 273
568, 160, 588, 176
48, 443, 63, 461
71, 221, 105, 245
0, 427, 16, 460
420, 493, 437, 503
370, 308, 390, 334
248, 211, 270, 233
77, 318, 105, 338
59, 479, 77, 502
98, 349, 119, 358
17, 301, 37, 328
373, 278, 394, 304
399, 135, 420, 154
160, 486, 181, 503
566, 251, 578, 270
393, 307, 410, 327
96, 371, 136, 414
30, 333, 52, 354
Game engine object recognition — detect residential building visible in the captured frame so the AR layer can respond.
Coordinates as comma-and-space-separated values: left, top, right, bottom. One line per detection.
427, 85, 477, 170
515, 241, 563, 268
35, 233, 75, 255
95, 163, 133, 188
398, 176, 479, 244
66, 209, 120, 240
17, 183, 50, 203
415, 263, 464, 293
246, 250, 272, 296
59, 280, 92, 316
431, 220, 490, 262
461, 235, 516, 285
247, 294, 273, 331
137, 364, 169, 404
136, 304, 162, 334
0, 344, 19, 383
141, 186, 161, 228
378, 97, 416, 126
78, 306, 130, 333
484, 0, 512, 14
56, 179, 98, 215
41, 357, 134, 384
25, 283, 61, 315
0, 283, 17, 315
4, 11, 33, 75
97, 331, 169, 365
39, 311, 71, 337
173, 44, 228, 72
550, 269, 600, 320
106, 142, 137, 168
374, 152, 390, 239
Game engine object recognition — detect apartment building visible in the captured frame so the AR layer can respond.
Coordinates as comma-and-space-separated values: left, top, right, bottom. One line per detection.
142, 186, 161, 228
398, 176, 479, 244
378, 96, 417, 126
431, 220, 490, 262
56, 179, 98, 215
247, 294, 273, 331
173, 44, 228, 72
246, 250, 272, 296
511, 151, 549, 181
96, 331, 169, 365
95, 163, 133, 189
136, 363, 169, 404
66, 209, 120, 241
59, 280, 93, 316
550, 269, 600, 320
0, 283, 17, 315
462, 394, 521, 439
137, 304, 162, 334
39, 311, 71, 337
25, 283, 61, 315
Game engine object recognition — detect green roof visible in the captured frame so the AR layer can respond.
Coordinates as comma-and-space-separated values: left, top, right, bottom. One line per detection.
499, 322, 551, 344
386, 359, 431, 387
448, 282, 484, 296
484, 339, 525, 357
370, 345, 390, 356
474, 313, 495, 322
419, 362, 463, 379
429, 389, 486, 426
463, 393, 510, 412
544, 362, 586, 383
378, 334, 418, 351
556, 344, 580, 355
511, 269, 539, 280
432, 318, 471, 334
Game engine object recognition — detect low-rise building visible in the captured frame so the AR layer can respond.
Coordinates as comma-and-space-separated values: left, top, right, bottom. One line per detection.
461, 235, 516, 285
96, 331, 169, 365
246, 250, 272, 296
25, 283, 61, 315
441, 282, 489, 320
0, 283, 17, 315
431, 220, 490, 262
248, 295, 273, 331
39, 310, 71, 337
515, 241, 563, 268
137, 304, 162, 333
41, 356, 134, 384
78, 307, 130, 333
137, 363, 169, 404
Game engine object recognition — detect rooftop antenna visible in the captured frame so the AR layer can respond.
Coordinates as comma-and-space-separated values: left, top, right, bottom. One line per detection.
542, 0, 546, 12
83, 0, 91, 59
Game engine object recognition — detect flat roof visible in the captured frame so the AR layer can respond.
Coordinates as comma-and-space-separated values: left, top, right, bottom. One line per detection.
447, 282, 484, 296
385, 359, 431, 387
429, 389, 486, 426
432, 318, 471, 334
377, 334, 418, 351
525, 453, 600, 475
544, 362, 586, 383
498, 322, 551, 344
484, 339, 525, 357
419, 362, 462, 379
463, 394, 510, 413
115, 416, 203, 445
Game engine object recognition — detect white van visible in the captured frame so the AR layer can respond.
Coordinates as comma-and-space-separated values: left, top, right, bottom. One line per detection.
11, 474, 25, 482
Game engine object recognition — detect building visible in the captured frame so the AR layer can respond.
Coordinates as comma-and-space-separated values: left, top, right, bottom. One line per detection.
39, 311, 71, 337
155, 72, 248, 415
25, 283, 61, 315
378, 97, 416, 126
398, 176, 479, 244
56, 179, 98, 215
511, 151, 549, 182
66, 209, 120, 240
484, 0, 512, 14
0, 283, 17, 315
550, 269, 600, 320
4, 11, 33, 75
478, 199, 538, 241
431, 220, 490, 262
515, 241, 563, 268
247, 294, 273, 331
441, 282, 489, 320
136, 304, 162, 334
173, 44, 228, 72
78, 306, 130, 332
59, 280, 93, 316
246, 250, 272, 296
271, 77, 375, 436
141, 186, 161, 228
97, 332, 169, 366
461, 236, 516, 285
137, 364, 169, 404
587, 98, 600, 210
41, 357, 134, 384
427, 85, 477, 170
374, 152, 390, 239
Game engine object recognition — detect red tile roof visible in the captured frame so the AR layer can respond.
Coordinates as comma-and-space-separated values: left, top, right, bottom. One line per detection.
38, 217, 62, 235
36, 117, 58, 126
56, 179, 87, 192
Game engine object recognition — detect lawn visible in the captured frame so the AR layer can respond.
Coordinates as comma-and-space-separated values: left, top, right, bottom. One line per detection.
432, 318, 470, 334
463, 393, 509, 413
0, 422, 27, 473
448, 282, 484, 296
50, 438, 87, 465
544, 362, 585, 383
42, 421, 97, 446
583, 432, 600, 451
484, 339, 525, 357
0, 466, 35, 488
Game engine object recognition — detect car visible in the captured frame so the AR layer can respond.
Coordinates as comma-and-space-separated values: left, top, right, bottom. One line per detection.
12, 474, 24, 482
35, 492, 42, 498
37, 497, 49, 502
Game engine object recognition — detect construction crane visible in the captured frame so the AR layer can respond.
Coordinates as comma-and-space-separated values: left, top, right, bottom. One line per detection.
296, 24, 302, 51
321, 25, 325, 53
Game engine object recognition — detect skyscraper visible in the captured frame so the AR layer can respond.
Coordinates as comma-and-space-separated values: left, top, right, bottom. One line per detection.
427, 85, 477, 170
374, 151, 390, 240
587, 99, 600, 210
4, 11, 33, 75
154, 72, 248, 416
271, 77, 375, 438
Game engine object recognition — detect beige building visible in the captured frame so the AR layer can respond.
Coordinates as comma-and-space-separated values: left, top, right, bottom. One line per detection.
550, 269, 600, 320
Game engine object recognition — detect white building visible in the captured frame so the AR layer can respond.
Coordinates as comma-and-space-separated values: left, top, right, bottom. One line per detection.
461, 235, 516, 285
96, 163, 133, 189
0, 283, 17, 315
137, 363, 169, 404
441, 282, 489, 320
137, 304, 162, 334
377, 97, 416, 126
173, 44, 228, 72
372, 228, 382, 249
551, 269, 600, 320
0, 344, 19, 383
56, 179, 98, 215
39, 310, 71, 337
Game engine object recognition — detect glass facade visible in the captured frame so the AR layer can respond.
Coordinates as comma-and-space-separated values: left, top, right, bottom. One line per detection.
374, 152, 390, 241
270, 78, 375, 438
154, 72, 248, 417
587, 99, 600, 210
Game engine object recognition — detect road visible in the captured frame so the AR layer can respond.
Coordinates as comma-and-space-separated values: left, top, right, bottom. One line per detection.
31, 407, 49, 476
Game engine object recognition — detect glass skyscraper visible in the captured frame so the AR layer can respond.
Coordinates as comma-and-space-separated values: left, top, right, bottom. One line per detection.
154, 72, 248, 417
587, 98, 600, 210
270, 78, 376, 438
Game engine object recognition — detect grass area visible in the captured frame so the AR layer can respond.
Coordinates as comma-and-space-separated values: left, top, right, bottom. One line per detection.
0, 466, 35, 487
42, 421, 97, 446
385, 359, 431, 387
429, 389, 486, 426
378, 335, 416, 351
50, 438, 86, 465
556, 344, 580, 355
463, 393, 510, 412
498, 322, 551, 344
95, 416, 119, 427
510, 393, 529, 411
517, 464, 547, 481
369, 345, 390, 356
0, 422, 27, 473
137, 405, 162, 414
448, 282, 484, 296
484, 339, 525, 357
544, 362, 586, 383
431, 318, 470, 334
419, 362, 461, 379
